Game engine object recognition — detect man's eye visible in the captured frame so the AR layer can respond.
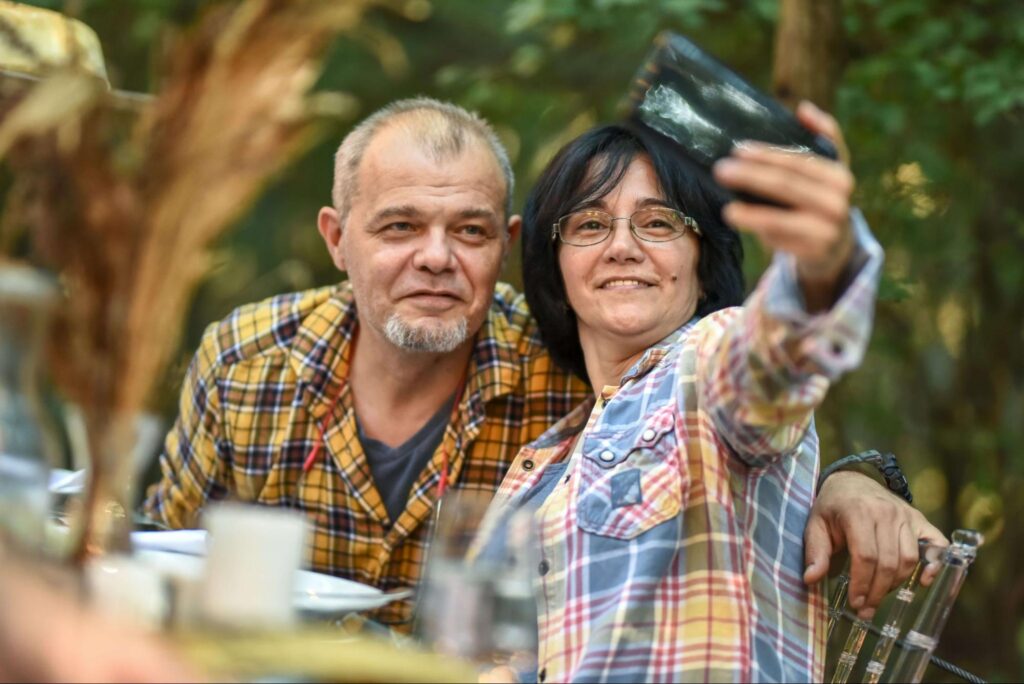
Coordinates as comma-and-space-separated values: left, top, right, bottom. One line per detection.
458, 224, 492, 239
384, 222, 415, 232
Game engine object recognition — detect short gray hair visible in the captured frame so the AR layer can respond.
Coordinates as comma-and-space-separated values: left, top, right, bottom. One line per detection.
331, 97, 515, 224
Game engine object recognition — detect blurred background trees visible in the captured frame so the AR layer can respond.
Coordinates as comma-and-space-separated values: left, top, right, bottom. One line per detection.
7, 0, 1024, 680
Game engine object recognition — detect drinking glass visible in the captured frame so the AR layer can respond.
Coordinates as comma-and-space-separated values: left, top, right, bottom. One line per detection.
415, 489, 539, 680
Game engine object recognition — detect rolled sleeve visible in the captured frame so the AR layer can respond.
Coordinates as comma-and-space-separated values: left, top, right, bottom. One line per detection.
698, 209, 884, 466
761, 208, 884, 378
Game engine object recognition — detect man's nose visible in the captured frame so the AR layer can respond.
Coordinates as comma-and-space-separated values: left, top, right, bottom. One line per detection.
412, 227, 456, 273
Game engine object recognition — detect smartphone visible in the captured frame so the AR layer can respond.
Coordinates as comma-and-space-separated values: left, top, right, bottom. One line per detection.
625, 32, 838, 203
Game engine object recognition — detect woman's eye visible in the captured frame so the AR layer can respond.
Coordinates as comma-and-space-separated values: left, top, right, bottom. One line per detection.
579, 220, 606, 231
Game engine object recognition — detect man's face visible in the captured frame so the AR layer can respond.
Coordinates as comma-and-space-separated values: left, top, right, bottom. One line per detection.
319, 126, 519, 353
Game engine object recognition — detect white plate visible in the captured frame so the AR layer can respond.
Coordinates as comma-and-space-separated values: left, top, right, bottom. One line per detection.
48, 468, 86, 494
131, 549, 411, 615
131, 529, 208, 556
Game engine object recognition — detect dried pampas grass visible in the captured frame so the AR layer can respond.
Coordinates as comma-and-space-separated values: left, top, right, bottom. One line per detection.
0, 0, 391, 555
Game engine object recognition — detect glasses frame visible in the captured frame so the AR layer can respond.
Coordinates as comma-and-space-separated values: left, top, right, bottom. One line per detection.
550, 207, 702, 247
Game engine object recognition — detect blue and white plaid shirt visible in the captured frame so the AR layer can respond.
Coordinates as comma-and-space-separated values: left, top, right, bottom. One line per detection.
475, 212, 883, 682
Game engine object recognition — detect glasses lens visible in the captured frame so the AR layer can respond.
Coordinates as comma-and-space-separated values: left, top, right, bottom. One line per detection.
561, 211, 612, 245
632, 208, 687, 241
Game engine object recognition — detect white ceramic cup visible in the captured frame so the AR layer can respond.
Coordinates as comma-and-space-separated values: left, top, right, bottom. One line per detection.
85, 552, 169, 630
199, 502, 309, 629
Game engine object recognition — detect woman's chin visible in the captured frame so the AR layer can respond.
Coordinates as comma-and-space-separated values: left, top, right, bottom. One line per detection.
591, 318, 672, 347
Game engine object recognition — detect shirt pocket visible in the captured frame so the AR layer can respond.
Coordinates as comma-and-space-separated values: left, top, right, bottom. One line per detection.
575, 406, 685, 540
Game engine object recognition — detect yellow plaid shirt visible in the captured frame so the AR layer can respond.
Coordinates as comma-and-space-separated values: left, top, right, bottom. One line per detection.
143, 281, 587, 625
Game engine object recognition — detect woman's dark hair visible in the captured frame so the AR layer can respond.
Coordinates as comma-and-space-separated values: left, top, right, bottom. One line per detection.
522, 123, 745, 382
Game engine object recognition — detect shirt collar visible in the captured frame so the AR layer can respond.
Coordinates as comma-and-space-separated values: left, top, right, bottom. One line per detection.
618, 315, 702, 386
288, 283, 357, 417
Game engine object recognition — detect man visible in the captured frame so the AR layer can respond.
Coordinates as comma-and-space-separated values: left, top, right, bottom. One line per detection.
145, 98, 939, 626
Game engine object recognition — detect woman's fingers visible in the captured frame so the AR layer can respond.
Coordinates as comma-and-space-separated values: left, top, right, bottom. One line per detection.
721, 202, 843, 264
729, 142, 854, 195
715, 154, 851, 222
796, 100, 850, 166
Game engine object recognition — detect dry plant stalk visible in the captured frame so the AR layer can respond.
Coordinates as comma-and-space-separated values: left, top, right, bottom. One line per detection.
0, 0, 385, 556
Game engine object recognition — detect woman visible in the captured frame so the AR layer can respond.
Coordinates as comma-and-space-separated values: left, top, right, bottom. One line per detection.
475, 103, 882, 683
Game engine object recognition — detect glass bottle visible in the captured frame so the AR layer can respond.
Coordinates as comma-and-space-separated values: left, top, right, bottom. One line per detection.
0, 262, 59, 553
885, 530, 983, 683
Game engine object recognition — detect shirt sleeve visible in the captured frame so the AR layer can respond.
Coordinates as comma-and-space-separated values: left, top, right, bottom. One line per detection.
697, 209, 884, 468
142, 324, 231, 528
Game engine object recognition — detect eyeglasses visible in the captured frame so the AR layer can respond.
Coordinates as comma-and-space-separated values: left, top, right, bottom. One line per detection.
551, 207, 701, 246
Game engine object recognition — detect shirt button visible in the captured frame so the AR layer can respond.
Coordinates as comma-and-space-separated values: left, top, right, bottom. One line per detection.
523, 459, 535, 471
538, 559, 550, 576
538, 667, 547, 682
599, 449, 615, 462
642, 428, 656, 442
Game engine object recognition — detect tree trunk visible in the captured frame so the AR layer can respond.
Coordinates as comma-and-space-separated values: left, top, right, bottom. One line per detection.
772, 0, 845, 111
771, 0, 851, 461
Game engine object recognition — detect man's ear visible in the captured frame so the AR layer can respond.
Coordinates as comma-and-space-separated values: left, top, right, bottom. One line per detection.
500, 214, 522, 269
505, 213, 522, 248
317, 206, 347, 271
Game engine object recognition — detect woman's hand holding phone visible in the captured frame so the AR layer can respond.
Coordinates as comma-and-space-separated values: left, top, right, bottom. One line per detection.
712, 101, 857, 313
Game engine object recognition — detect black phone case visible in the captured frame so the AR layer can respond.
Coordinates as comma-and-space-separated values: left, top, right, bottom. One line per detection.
625, 32, 838, 205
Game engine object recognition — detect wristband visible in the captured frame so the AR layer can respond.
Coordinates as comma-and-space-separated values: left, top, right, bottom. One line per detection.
818, 449, 913, 504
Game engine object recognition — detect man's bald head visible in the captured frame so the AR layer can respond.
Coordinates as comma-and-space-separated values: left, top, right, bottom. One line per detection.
331, 97, 514, 226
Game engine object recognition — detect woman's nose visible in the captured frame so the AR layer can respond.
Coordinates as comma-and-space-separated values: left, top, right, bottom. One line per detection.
603, 218, 644, 262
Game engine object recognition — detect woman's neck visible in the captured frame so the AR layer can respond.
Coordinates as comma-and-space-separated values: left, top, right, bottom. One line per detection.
578, 332, 648, 395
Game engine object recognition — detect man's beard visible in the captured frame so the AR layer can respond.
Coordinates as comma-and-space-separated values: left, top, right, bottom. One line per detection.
383, 314, 469, 353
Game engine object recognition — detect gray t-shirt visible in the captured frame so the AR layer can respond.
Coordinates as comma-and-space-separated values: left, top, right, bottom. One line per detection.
356, 393, 456, 525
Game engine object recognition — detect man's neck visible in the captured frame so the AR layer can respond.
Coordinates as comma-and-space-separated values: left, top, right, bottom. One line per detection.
347, 323, 473, 449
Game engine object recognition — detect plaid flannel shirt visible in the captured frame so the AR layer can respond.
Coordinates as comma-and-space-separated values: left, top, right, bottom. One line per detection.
143, 281, 587, 625
477, 214, 882, 682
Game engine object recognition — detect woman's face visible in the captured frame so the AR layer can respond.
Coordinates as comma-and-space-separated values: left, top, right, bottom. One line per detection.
558, 155, 702, 358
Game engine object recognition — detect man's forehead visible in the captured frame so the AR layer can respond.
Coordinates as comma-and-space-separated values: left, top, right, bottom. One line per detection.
364, 125, 502, 176
355, 127, 508, 210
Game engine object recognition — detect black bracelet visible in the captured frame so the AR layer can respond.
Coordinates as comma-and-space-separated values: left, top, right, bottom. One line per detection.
818, 449, 913, 503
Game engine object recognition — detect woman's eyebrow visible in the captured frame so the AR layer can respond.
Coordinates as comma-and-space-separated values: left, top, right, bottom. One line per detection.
635, 196, 672, 209
572, 198, 609, 212
573, 196, 670, 212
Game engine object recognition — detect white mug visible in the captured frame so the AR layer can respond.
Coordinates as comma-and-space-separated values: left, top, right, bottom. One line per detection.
199, 503, 308, 629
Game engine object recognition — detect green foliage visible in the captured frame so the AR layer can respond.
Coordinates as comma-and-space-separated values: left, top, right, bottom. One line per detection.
14, 0, 1024, 679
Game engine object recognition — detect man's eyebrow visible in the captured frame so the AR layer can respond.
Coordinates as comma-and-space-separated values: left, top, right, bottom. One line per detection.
369, 205, 423, 223
456, 208, 499, 221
